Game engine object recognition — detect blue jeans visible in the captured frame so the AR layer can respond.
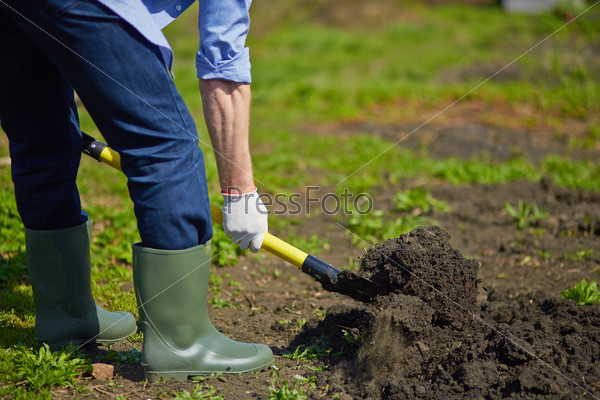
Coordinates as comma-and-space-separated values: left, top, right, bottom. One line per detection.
0, 0, 212, 250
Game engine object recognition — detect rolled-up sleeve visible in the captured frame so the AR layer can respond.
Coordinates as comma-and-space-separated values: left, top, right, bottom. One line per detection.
196, 0, 252, 83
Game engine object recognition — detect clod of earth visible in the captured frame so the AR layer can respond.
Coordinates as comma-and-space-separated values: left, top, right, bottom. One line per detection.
358, 225, 480, 330
330, 225, 480, 330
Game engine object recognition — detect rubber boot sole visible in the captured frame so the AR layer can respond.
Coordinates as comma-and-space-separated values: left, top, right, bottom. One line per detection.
144, 360, 274, 383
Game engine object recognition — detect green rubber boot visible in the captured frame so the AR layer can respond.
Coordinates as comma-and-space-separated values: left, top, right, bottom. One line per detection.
25, 223, 137, 350
132, 242, 274, 382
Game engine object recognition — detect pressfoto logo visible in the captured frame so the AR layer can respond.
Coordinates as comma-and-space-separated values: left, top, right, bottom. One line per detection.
223, 186, 374, 216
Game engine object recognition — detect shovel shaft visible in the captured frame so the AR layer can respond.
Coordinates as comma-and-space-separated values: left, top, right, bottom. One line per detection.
81, 132, 342, 283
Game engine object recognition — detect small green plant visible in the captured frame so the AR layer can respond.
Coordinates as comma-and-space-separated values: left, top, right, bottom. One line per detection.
503, 200, 549, 229
393, 187, 449, 214
209, 296, 235, 309
571, 249, 594, 262
228, 279, 241, 288
297, 318, 307, 330
341, 328, 370, 345
294, 374, 317, 389
561, 279, 600, 305
0, 344, 91, 393
269, 378, 307, 400
208, 272, 223, 294
173, 383, 223, 400
127, 332, 143, 343
283, 346, 313, 363
282, 343, 328, 363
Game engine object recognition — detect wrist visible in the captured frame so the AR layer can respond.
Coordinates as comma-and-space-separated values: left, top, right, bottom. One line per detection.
221, 186, 257, 196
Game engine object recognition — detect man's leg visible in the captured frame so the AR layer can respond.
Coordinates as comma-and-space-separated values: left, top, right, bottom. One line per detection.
0, 8, 137, 349
2, 0, 212, 250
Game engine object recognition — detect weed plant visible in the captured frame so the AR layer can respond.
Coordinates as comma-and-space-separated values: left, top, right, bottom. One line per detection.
173, 383, 223, 400
209, 297, 235, 309
269, 379, 307, 400
269, 370, 308, 400
504, 200, 549, 229
0, 344, 90, 398
283, 343, 329, 363
561, 279, 600, 305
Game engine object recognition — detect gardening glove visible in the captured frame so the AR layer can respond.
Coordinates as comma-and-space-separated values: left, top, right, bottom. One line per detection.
222, 189, 268, 253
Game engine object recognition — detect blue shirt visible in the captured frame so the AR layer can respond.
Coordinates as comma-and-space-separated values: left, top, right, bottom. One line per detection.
96, 0, 252, 83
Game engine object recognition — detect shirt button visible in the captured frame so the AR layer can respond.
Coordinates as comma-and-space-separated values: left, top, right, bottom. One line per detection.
176, 4, 182, 10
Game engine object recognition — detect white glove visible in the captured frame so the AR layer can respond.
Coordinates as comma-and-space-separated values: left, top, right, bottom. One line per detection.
222, 189, 268, 253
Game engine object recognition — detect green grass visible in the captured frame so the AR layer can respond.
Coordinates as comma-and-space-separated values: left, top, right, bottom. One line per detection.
0, 188, 27, 291
246, 3, 597, 123
393, 187, 449, 214
346, 209, 431, 246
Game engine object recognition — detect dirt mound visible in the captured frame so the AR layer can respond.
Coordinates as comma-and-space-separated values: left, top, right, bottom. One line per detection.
359, 225, 480, 330
289, 226, 600, 399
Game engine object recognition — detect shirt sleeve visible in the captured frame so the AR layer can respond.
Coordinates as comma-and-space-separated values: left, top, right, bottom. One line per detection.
196, 0, 252, 83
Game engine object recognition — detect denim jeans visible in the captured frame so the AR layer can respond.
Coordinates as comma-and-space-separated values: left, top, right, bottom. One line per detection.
0, 0, 212, 249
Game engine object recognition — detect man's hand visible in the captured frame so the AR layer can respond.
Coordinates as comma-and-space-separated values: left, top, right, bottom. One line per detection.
222, 189, 267, 252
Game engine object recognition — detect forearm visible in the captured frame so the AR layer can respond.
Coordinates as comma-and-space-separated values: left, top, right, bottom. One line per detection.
199, 79, 255, 193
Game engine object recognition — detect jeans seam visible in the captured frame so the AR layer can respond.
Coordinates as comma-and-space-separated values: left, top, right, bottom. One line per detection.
163, 74, 198, 146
